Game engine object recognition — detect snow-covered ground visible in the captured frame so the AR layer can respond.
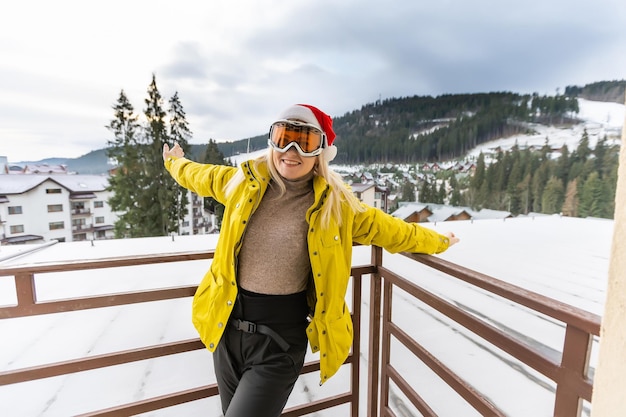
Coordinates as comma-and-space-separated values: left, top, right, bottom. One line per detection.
0, 215, 614, 416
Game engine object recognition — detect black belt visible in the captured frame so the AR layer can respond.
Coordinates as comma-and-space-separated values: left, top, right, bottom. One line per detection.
229, 319, 290, 352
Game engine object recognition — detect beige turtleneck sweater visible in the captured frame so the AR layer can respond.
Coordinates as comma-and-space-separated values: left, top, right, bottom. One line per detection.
237, 173, 315, 295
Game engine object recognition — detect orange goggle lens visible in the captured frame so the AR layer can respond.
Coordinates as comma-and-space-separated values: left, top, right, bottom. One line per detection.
269, 121, 325, 155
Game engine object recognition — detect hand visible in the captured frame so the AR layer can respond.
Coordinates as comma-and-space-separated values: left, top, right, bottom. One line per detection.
163, 142, 185, 161
444, 232, 459, 247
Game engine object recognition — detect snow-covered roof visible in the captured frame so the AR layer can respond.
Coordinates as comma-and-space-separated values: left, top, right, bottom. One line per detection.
0, 174, 109, 195
391, 202, 512, 222
48, 174, 109, 192
350, 182, 375, 193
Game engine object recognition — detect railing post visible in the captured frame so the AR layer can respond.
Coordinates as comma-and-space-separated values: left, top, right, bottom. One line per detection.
14, 272, 36, 304
367, 246, 383, 417
554, 324, 593, 416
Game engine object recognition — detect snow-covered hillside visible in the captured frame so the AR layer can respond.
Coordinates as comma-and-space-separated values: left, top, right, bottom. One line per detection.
467, 98, 625, 159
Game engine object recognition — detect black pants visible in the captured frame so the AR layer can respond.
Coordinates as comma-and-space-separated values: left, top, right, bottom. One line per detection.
214, 289, 309, 417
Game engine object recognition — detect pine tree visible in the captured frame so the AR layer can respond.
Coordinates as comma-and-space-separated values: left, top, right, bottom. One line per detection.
561, 179, 578, 217
401, 180, 416, 202
531, 162, 550, 212
167, 92, 192, 234
572, 129, 592, 163
105, 90, 142, 238
516, 173, 532, 215
506, 158, 522, 214
471, 153, 486, 190
138, 74, 172, 237
419, 179, 430, 203
541, 176, 564, 214
430, 181, 440, 203
450, 188, 462, 207
593, 135, 608, 177
554, 144, 570, 185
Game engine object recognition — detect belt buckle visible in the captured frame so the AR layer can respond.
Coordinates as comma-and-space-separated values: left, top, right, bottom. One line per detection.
235, 319, 257, 334
245, 321, 257, 333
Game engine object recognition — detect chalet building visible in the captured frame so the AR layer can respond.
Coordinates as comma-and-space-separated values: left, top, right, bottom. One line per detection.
350, 182, 390, 213
392, 202, 512, 223
451, 161, 477, 174
421, 162, 443, 172
359, 172, 375, 183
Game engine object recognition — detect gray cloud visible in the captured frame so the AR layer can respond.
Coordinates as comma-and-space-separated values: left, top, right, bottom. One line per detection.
2, 0, 625, 161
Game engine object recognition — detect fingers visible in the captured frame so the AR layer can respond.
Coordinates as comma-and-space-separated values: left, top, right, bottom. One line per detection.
444, 231, 460, 247
163, 142, 185, 161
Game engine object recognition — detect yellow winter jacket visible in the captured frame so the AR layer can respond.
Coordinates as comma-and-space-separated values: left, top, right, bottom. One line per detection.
165, 157, 451, 383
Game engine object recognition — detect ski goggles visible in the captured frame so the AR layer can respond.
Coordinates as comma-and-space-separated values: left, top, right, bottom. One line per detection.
268, 120, 326, 157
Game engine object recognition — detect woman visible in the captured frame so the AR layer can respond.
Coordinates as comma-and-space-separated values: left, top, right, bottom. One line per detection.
163, 104, 459, 417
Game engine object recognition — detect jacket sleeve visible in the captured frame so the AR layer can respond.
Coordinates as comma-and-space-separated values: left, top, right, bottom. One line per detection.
351, 205, 450, 254
164, 157, 238, 204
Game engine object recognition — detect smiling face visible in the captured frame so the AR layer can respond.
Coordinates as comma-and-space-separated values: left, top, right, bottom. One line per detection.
271, 147, 317, 180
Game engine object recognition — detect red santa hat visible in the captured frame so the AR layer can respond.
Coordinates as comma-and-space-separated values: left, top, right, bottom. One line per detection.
277, 104, 338, 162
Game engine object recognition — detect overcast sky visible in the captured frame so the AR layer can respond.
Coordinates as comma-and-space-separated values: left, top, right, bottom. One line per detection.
1, 0, 625, 163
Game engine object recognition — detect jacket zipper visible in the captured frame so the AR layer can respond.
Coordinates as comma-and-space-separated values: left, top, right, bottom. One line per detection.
233, 164, 264, 278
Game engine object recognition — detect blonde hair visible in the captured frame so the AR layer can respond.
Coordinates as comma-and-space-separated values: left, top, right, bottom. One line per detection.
224, 148, 364, 229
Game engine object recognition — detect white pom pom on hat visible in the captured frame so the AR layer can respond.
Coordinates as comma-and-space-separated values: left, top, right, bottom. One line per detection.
277, 104, 337, 162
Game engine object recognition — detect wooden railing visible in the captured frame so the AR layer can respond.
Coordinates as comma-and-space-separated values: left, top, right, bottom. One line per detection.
0, 246, 600, 416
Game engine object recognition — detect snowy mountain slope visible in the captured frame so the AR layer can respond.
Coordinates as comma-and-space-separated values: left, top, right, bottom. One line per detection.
467, 98, 625, 160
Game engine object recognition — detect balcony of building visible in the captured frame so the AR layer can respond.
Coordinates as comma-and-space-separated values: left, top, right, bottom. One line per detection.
0, 215, 615, 417
71, 208, 92, 217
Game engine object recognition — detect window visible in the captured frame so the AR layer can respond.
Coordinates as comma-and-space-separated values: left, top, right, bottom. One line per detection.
47, 204, 63, 212
95, 216, 104, 224
46, 188, 62, 194
72, 219, 86, 228
94, 201, 104, 208
10, 225, 24, 234
8, 206, 22, 215
49, 221, 64, 230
